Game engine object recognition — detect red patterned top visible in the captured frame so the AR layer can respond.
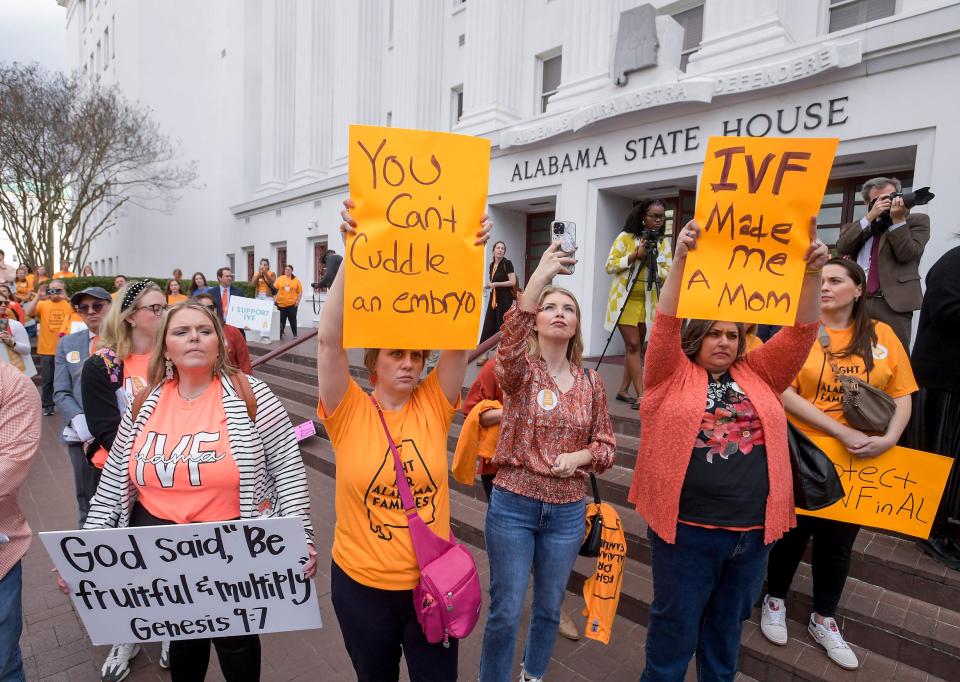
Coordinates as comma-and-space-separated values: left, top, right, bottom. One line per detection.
492, 305, 616, 503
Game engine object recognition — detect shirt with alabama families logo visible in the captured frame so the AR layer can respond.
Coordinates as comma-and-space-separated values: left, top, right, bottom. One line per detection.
128, 379, 241, 523
319, 371, 458, 590
790, 321, 918, 438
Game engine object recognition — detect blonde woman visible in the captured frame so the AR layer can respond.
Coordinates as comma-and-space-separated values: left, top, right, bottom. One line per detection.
69, 300, 313, 681
604, 200, 672, 406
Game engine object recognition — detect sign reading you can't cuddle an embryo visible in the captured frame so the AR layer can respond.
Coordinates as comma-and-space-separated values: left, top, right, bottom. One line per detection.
678, 136, 838, 326
41, 518, 322, 645
345, 125, 491, 349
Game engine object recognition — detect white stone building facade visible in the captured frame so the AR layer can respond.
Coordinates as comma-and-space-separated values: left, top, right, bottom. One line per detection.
62, 0, 960, 353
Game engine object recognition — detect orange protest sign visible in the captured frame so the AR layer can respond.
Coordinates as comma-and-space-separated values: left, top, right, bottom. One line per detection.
677, 136, 838, 325
345, 125, 491, 349
797, 436, 954, 539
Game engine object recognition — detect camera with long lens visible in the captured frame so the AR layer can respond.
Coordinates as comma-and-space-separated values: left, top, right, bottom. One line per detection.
868, 187, 935, 232
640, 226, 665, 243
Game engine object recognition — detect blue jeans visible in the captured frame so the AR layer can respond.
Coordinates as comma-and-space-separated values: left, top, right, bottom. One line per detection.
479, 486, 585, 682
0, 562, 26, 682
641, 525, 770, 682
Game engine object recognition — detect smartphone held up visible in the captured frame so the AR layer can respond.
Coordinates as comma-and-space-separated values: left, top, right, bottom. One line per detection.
552, 220, 576, 275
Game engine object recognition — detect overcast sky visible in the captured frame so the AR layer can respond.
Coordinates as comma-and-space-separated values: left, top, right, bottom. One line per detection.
0, 0, 67, 72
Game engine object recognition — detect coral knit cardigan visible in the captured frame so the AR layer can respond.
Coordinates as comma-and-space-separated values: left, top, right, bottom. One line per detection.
627, 313, 818, 545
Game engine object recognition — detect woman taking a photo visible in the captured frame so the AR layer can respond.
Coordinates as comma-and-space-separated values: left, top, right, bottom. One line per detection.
316, 199, 490, 681
477, 240, 517, 365
762, 258, 916, 670
0, 294, 35, 377
69, 300, 313, 681
189, 272, 210, 297
80, 280, 169, 679
628, 219, 828, 681
165, 278, 189, 305
479, 243, 616, 682
604, 200, 672, 406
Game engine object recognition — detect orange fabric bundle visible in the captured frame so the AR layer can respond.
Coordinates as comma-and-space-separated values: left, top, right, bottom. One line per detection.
581, 502, 627, 644
451, 399, 501, 485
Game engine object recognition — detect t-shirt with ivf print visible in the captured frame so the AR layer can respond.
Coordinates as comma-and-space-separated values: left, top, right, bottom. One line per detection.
129, 379, 240, 524
789, 321, 918, 439
319, 371, 458, 590
678, 371, 769, 529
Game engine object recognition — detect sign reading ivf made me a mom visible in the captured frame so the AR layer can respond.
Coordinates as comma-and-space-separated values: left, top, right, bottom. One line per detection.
40, 518, 322, 645
345, 125, 491, 349
677, 136, 838, 325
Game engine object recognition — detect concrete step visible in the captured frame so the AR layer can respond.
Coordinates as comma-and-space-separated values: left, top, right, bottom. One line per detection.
292, 433, 951, 681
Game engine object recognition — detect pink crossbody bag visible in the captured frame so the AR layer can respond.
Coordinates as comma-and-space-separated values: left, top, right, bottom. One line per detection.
371, 396, 482, 648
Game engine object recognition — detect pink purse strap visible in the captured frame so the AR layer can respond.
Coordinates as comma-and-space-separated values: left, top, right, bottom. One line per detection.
370, 395, 419, 517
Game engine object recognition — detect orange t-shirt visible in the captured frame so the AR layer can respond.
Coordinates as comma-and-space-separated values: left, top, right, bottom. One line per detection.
167, 293, 188, 305
54, 270, 76, 279
790, 321, 918, 438
319, 371, 459, 590
255, 271, 276, 296
129, 379, 241, 523
34, 299, 74, 355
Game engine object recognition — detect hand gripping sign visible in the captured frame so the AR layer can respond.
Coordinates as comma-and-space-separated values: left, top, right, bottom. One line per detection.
678, 136, 839, 326
345, 125, 491, 349
41, 518, 321, 645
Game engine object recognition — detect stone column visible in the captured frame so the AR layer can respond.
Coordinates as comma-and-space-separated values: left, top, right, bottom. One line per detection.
291, 0, 334, 183
457, 0, 524, 136
547, 0, 612, 110
391, 0, 444, 130
686, 0, 790, 74
257, 0, 297, 194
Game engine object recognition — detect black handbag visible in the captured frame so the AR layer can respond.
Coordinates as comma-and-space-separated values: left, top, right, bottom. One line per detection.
579, 474, 603, 557
787, 422, 845, 511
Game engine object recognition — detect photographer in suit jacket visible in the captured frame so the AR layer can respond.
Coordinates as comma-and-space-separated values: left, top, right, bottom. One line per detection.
836, 177, 930, 347
53, 286, 111, 526
210, 266, 244, 323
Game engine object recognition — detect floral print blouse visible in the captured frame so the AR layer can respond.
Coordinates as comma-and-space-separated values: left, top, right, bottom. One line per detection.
492, 304, 616, 504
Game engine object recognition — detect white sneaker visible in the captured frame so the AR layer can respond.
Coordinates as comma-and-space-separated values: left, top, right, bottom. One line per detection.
760, 594, 789, 645
159, 640, 171, 669
519, 670, 543, 682
260, 337, 271, 345
808, 614, 859, 670
101, 643, 141, 682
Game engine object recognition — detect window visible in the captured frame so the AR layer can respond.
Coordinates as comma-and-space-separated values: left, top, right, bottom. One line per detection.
524, 212, 555, 281
538, 53, 562, 114
111, 15, 116, 58
276, 246, 288, 273
96, 40, 102, 72
828, 0, 895, 32
451, 85, 464, 128
672, 4, 704, 72
245, 251, 255, 281
313, 242, 328, 285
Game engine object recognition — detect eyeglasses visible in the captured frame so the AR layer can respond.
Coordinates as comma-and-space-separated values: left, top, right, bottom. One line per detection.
76, 302, 107, 314
46, 288, 64, 295
136, 303, 169, 316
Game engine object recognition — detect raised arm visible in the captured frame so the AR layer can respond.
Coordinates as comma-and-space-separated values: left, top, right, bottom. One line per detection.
315, 203, 353, 415
655, 220, 698, 317
795, 217, 830, 324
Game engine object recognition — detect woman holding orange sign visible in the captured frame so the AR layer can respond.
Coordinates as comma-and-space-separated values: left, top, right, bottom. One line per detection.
761, 258, 916, 671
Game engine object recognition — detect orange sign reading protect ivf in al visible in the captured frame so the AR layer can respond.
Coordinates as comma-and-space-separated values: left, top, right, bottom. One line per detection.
677, 136, 838, 325
345, 125, 491, 349
797, 436, 953, 538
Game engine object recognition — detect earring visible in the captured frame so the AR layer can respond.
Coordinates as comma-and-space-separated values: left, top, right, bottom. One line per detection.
164, 358, 174, 380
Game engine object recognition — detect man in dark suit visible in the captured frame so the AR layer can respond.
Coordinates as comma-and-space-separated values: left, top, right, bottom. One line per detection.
836, 177, 930, 348
211, 266, 244, 323
53, 286, 110, 526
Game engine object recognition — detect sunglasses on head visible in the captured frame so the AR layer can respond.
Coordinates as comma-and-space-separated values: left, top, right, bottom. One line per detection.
76, 302, 107, 314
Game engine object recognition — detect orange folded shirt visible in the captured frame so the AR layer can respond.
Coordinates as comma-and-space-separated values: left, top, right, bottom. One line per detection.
581, 502, 627, 645
452, 399, 501, 486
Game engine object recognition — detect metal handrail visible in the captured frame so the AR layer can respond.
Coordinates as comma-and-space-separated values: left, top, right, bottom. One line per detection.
249, 328, 499, 370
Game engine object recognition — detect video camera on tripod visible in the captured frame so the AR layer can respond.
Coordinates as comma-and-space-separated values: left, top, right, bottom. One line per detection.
639, 226, 666, 293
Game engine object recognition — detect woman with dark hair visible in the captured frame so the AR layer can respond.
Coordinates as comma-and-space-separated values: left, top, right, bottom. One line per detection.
479, 243, 616, 681
629, 218, 828, 681
164, 278, 188, 305
189, 272, 209, 296
910, 242, 960, 568
81, 264, 95, 277
477, 240, 517, 365
604, 199, 673, 406
761, 258, 916, 671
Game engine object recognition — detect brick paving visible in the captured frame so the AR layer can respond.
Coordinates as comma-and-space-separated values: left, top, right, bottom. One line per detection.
17, 415, 692, 681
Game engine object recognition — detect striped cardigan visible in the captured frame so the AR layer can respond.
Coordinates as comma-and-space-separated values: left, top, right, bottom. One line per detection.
84, 374, 314, 544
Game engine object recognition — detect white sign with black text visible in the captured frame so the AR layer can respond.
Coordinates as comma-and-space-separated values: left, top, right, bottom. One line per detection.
40, 518, 321, 645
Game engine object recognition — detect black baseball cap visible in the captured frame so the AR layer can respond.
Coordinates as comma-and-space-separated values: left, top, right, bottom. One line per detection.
70, 286, 112, 306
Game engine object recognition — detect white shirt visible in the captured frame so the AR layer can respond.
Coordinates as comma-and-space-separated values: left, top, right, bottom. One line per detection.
855, 217, 907, 279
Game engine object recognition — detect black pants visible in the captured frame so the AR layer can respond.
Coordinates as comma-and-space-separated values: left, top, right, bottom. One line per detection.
481, 473, 496, 501
130, 504, 261, 681
67, 443, 101, 527
40, 354, 55, 409
766, 515, 860, 617
278, 305, 298, 338
330, 561, 458, 681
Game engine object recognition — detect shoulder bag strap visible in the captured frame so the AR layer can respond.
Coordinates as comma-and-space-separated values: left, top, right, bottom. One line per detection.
131, 387, 150, 424
370, 396, 418, 515
230, 373, 258, 421
585, 369, 601, 505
